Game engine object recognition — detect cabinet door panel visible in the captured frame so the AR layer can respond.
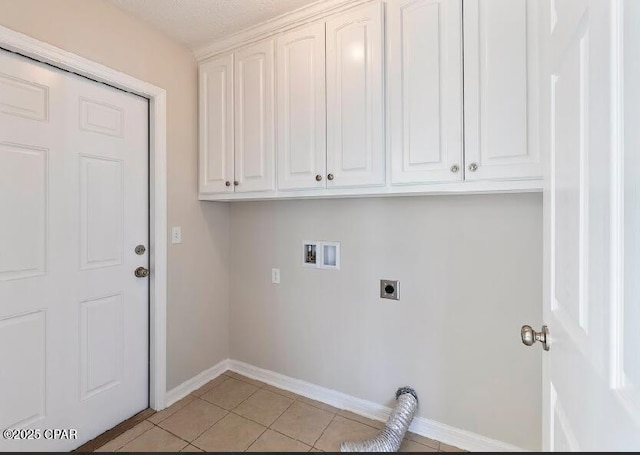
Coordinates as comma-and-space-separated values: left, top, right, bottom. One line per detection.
326, 2, 384, 188
234, 39, 275, 192
464, 0, 541, 181
277, 22, 326, 190
388, 0, 463, 184
199, 54, 234, 194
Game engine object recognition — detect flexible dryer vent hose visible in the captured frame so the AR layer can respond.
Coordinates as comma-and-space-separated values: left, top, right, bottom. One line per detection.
340, 387, 418, 452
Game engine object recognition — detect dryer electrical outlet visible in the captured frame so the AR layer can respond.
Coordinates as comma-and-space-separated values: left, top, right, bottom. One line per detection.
380, 280, 400, 300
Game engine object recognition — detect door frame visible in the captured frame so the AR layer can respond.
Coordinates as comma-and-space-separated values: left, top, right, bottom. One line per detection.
0, 25, 169, 410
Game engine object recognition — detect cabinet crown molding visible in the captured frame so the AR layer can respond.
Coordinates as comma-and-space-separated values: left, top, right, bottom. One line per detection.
194, 0, 375, 61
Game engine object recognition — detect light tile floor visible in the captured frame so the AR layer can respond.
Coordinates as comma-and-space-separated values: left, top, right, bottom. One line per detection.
95, 371, 464, 452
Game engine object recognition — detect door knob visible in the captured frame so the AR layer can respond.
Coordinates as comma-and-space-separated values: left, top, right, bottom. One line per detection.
327, 173, 334, 181
225, 181, 231, 187
521, 325, 550, 351
134, 266, 149, 278
315, 174, 323, 181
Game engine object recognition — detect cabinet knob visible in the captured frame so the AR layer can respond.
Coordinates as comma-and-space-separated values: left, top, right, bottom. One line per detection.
225, 181, 231, 187
468, 162, 478, 172
315, 174, 323, 182
450, 165, 459, 173
234, 181, 239, 186
327, 173, 334, 181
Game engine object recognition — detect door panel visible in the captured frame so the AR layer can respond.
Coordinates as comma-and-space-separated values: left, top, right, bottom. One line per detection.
276, 21, 326, 191
326, 2, 384, 188
0, 50, 148, 451
464, 0, 541, 181
199, 54, 234, 194
234, 39, 275, 193
79, 294, 124, 400
388, 0, 463, 184
0, 143, 48, 280
0, 72, 48, 121
0, 311, 46, 430
79, 155, 123, 270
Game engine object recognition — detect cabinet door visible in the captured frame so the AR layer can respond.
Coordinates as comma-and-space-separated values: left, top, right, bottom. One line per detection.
276, 22, 326, 191
388, 0, 463, 184
326, 2, 384, 188
199, 54, 234, 194
234, 39, 275, 192
463, 0, 541, 181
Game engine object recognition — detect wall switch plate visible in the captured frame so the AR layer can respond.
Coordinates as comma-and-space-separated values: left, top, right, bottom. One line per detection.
380, 279, 399, 300
272, 268, 281, 284
171, 226, 182, 244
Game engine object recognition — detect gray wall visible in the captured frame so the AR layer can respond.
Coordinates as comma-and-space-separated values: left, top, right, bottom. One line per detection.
0, 0, 231, 390
229, 193, 542, 450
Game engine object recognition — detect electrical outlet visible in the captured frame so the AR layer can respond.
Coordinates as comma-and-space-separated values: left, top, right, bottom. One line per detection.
380, 279, 399, 300
272, 268, 281, 284
171, 226, 182, 244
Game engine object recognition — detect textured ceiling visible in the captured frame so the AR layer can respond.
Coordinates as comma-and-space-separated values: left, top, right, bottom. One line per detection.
107, 0, 322, 49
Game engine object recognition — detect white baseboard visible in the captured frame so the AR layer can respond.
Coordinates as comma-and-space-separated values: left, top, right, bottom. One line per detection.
227, 360, 526, 452
165, 358, 230, 407
165, 358, 525, 452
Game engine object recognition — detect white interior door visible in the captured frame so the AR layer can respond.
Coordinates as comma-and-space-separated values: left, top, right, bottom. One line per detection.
0, 50, 149, 451
540, 0, 640, 450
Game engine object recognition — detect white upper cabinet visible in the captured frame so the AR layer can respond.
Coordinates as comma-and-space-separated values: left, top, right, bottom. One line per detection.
326, 2, 385, 188
197, 0, 544, 201
463, 0, 541, 181
234, 39, 276, 192
388, 0, 463, 185
199, 54, 234, 194
276, 22, 326, 191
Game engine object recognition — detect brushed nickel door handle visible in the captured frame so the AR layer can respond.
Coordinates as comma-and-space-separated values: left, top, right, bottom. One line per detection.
521, 325, 550, 351
134, 266, 149, 278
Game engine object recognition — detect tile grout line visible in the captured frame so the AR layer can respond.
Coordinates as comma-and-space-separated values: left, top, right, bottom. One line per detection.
186, 377, 267, 452
242, 423, 269, 452
145, 419, 193, 450
232, 380, 300, 451
229, 391, 296, 429
261, 397, 311, 447
311, 412, 338, 450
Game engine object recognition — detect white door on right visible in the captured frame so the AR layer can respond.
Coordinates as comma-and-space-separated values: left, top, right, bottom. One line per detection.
540, 0, 640, 451
464, 0, 541, 181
